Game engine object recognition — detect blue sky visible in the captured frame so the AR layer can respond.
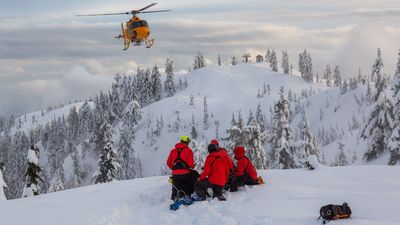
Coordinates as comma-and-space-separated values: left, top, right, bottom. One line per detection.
1, 0, 400, 115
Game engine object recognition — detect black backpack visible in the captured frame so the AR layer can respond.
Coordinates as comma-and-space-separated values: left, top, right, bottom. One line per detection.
172, 148, 189, 170
319, 202, 352, 224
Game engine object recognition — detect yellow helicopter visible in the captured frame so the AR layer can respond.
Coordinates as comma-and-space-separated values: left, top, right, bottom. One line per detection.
77, 3, 170, 50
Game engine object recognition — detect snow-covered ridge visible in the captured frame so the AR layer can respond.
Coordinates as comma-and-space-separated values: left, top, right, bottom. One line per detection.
0, 165, 399, 225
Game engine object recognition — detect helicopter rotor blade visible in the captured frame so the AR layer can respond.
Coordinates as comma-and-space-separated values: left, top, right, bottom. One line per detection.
140, 10, 172, 14
137, 3, 157, 12
77, 12, 129, 16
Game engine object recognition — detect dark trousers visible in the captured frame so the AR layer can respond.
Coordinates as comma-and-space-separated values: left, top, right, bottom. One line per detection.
229, 174, 258, 192
171, 170, 199, 201
194, 179, 223, 198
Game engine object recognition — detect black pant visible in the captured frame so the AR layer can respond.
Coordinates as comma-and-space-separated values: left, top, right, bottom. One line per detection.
194, 179, 223, 198
229, 174, 258, 192
171, 170, 199, 201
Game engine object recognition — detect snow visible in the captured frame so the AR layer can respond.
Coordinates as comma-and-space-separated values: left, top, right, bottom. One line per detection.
27, 149, 39, 165
0, 170, 7, 201
0, 165, 399, 225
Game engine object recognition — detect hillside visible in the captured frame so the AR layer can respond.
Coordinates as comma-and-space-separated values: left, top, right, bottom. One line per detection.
0, 165, 399, 225
1, 62, 398, 199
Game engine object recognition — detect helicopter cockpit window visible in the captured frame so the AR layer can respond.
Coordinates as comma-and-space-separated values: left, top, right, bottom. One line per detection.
129, 20, 149, 29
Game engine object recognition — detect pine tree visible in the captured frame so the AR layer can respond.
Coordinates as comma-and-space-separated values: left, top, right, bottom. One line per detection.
362, 93, 394, 162
371, 48, 384, 83
193, 52, 206, 70
0, 162, 7, 201
22, 145, 43, 197
281, 50, 290, 74
299, 49, 313, 82
231, 56, 238, 65
388, 48, 400, 165
217, 54, 222, 66
270, 49, 278, 72
269, 87, 297, 169
203, 96, 209, 130
334, 65, 342, 87
333, 142, 348, 166
265, 49, 271, 63
164, 57, 176, 97
191, 113, 198, 140
324, 64, 333, 87
243, 119, 268, 169
150, 64, 162, 102
95, 123, 120, 184
298, 109, 320, 161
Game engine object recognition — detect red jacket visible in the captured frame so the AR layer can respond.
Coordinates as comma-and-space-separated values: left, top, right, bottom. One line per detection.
199, 151, 230, 186
166, 143, 194, 175
234, 147, 258, 180
218, 148, 234, 172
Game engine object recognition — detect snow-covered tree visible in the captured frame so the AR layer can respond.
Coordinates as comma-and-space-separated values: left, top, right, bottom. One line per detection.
203, 96, 209, 130
164, 57, 176, 97
299, 49, 313, 82
217, 54, 222, 66
333, 142, 348, 166
191, 140, 206, 171
193, 52, 206, 70
243, 119, 268, 169
362, 93, 394, 162
334, 65, 342, 87
231, 56, 238, 65
118, 127, 142, 180
95, 123, 120, 184
22, 145, 43, 197
324, 64, 333, 87
269, 87, 297, 169
265, 49, 271, 63
150, 64, 162, 102
297, 109, 320, 161
371, 48, 384, 83
270, 49, 278, 72
191, 113, 198, 140
388, 49, 400, 165
0, 162, 7, 201
281, 50, 290, 74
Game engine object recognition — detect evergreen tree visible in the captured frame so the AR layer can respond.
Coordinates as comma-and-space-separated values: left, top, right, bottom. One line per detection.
0, 162, 7, 201
334, 65, 342, 87
217, 54, 222, 66
164, 57, 176, 97
231, 56, 238, 65
388, 50, 400, 165
333, 142, 348, 166
362, 93, 394, 162
203, 96, 209, 130
243, 119, 268, 169
297, 109, 320, 161
270, 49, 278, 72
22, 145, 43, 197
191, 113, 198, 140
193, 52, 206, 70
324, 64, 333, 87
118, 127, 142, 180
371, 48, 384, 83
269, 87, 297, 169
299, 49, 313, 82
150, 64, 162, 102
95, 123, 120, 184
265, 49, 271, 63
281, 50, 290, 74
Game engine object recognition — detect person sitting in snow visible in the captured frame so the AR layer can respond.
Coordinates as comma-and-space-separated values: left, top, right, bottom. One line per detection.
229, 146, 260, 192
166, 136, 198, 201
194, 143, 231, 201
210, 139, 234, 173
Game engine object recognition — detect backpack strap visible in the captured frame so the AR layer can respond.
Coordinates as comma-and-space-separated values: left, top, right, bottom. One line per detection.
172, 148, 189, 170
210, 156, 220, 168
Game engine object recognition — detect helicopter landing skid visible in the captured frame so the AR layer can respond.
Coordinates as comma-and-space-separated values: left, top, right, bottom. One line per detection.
145, 38, 154, 48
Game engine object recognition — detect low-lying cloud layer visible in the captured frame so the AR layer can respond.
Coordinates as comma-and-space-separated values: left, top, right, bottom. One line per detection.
1, 0, 400, 116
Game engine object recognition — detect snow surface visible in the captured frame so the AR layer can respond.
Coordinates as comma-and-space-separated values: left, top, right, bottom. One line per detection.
27, 149, 39, 165
0, 166, 399, 225
0, 170, 7, 201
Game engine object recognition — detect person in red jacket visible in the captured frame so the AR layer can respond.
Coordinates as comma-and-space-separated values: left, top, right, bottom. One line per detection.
210, 139, 234, 173
166, 136, 198, 201
230, 146, 259, 192
194, 143, 231, 201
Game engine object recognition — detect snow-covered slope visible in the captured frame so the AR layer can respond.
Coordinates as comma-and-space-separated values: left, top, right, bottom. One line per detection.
1, 166, 399, 225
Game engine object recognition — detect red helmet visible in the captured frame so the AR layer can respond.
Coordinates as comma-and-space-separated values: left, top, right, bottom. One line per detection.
210, 139, 219, 146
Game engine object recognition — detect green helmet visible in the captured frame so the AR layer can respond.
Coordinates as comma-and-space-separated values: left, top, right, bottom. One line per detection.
180, 135, 190, 143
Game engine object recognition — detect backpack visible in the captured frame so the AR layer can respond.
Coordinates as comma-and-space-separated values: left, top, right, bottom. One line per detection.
319, 202, 352, 224
172, 148, 189, 170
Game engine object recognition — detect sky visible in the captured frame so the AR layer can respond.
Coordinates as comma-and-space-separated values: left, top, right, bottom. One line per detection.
1, 0, 400, 116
